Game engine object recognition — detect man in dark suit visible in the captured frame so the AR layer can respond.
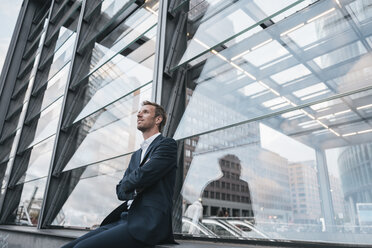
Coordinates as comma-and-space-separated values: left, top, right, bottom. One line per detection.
62, 101, 178, 248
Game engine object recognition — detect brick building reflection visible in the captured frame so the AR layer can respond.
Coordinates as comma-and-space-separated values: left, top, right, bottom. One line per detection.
201, 154, 254, 218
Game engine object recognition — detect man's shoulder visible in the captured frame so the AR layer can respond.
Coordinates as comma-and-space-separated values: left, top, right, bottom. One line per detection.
161, 136, 176, 142
158, 136, 177, 147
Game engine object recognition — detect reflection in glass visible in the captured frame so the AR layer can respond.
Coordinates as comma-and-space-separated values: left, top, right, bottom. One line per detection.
71, 16, 157, 124
270, 64, 311, 85
13, 178, 47, 226
174, 0, 372, 140
177, 0, 312, 67
17, 136, 55, 184
339, 145, 372, 224
101, 0, 132, 19
181, 122, 304, 241
54, 27, 76, 55
241, 40, 289, 68
346, 0, 372, 24
30, 62, 70, 118
326, 142, 372, 235
201, 154, 254, 217
313, 41, 367, 69
73, 47, 154, 123
47, 32, 76, 82
88, 6, 157, 76
52, 156, 130, 228
179, 84, 372, 244
286, 7, 350, 48
28, 97, 63, 148
63, 84, 152, 171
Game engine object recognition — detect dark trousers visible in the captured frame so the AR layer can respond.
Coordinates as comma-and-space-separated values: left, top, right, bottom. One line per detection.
61, 214, 146, 248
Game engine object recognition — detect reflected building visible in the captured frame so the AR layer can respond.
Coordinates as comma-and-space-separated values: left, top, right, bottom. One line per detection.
316, 0, 372, 228
253, 149, 292, 222
289, 161, 322, 224
182, 90, 293, 222
338, 143, 372, 226
201, 154, 254, 218
329, 174, 346, 223
183, 86, 292, 222
184, 139, 293, 222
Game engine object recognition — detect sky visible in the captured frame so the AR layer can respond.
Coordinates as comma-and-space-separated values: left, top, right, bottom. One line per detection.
0, 0, 23, 73
260, 123, 342, 178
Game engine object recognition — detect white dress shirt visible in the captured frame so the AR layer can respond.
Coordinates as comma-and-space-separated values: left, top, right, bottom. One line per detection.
127, 132, 161, 209
140, 132, 161, 163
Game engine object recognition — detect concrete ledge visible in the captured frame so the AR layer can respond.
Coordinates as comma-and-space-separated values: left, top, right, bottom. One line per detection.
0, 227, 264, 248
1, 225, 372, 248
0, 225, 87, 239
0, 227, 72, 248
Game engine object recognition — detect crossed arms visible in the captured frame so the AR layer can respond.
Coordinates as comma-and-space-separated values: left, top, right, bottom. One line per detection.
116, 138, 177, 201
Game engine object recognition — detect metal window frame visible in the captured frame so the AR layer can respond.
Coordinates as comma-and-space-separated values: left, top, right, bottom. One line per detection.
37, 0, 86, 229
0, 0, 55, 221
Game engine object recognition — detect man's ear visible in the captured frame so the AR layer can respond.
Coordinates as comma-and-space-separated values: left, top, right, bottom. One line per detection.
156, 116, 163, 125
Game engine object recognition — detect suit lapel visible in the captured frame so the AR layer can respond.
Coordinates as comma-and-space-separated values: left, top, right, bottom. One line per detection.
139, 134, 163, 167
133, 149, 142, 169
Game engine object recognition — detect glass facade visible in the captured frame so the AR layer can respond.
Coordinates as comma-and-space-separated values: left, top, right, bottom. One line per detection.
175, 0, 372, 245
0, 0, 371, 246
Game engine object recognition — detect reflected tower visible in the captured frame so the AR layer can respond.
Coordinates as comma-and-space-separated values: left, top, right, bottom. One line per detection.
338, 143, 372, 226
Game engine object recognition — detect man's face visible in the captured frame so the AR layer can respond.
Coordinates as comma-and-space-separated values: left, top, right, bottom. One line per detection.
137, 105, 160, 132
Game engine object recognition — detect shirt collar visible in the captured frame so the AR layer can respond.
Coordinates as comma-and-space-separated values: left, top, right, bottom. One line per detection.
140, 132, 161, 150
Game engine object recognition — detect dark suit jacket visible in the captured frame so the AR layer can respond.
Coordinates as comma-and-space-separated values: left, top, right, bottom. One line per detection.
100, 135, 178, 245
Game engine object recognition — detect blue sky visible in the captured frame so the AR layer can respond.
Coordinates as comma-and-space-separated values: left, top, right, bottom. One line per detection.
0, 0, 23, 73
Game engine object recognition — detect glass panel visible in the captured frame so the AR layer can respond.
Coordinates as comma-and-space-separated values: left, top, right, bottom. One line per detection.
52, 156, 130, 228
28, 62, 70, 120
39, 62, 69, 110
174, 0, 372, 140
101, 0, 132, 18
180, 88, 372, 244
73, 53, 154, 123
28, 97, 64, 148
17, 136, 55, 184
176, 0, 313, 68
62, 84, 152, 172
80, 0, 136, 52
88, 4, 158, 75
312, 41, 367, 69
54, 27, 76, 53
13, 178, 47, 226
0, 112, 21, 144
346, 0, 372, 24
326, 143, 372, 237
47, 32, 76, 81
74, 24, 156, 122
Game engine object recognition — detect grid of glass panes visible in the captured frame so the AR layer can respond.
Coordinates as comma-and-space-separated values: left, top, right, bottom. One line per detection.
46, 0, 159, 228
175, 0, 372, 245
0, 0, 160, 228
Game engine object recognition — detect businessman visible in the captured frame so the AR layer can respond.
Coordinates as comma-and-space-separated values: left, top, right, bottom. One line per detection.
62, 101, 178, 248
